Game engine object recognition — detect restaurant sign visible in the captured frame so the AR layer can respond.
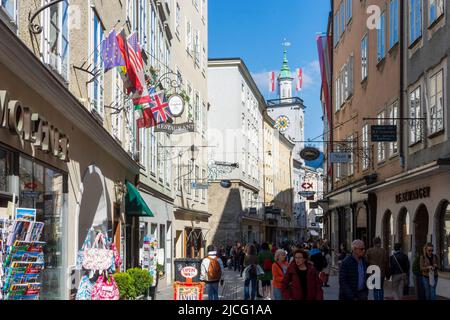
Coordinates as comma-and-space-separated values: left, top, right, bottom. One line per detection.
395, 187, 430, 204
0, 90, 69, 162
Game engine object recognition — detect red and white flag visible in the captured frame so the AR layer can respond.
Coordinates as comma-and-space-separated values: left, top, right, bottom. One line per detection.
269, 71, 276, 93
296, 68, 303, 92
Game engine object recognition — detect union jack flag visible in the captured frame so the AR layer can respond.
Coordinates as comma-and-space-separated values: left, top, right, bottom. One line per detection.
150, 91, 171, 124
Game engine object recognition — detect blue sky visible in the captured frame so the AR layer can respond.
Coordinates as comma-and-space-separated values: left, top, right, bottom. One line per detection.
208, 0, 331, 144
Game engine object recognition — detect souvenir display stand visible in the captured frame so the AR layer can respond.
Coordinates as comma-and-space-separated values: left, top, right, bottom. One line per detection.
142, 235, 158, 287
0, 215, 45, 300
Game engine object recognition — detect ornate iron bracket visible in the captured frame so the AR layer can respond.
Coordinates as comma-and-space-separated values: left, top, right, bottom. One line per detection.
147, 70, 183, 92
29, 0, 65, 34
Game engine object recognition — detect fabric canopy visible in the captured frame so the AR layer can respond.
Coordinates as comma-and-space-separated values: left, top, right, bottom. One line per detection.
125, 181, 154, 217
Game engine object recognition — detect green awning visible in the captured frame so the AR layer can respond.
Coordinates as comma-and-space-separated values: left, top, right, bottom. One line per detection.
125, 181, 154, 217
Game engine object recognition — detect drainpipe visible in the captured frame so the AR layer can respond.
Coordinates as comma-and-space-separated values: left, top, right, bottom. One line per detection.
399, 0, 406, 168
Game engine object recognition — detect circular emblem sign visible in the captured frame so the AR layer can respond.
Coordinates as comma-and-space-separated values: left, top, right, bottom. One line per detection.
300, 147, 321, 161
275, 115, 290, 132
168, 94, 184, 117
220, 180, 232, 189
181, 266, 198, 279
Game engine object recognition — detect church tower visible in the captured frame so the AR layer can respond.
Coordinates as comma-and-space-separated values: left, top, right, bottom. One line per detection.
279, 49, 294, 100
267, 46, 306, 163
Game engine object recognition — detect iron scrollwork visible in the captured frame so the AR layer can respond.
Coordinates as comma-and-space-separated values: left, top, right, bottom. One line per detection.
29, 0, 65, 34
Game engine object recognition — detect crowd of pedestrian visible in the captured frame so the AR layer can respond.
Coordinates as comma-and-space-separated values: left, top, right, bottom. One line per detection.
200, 237, 441, 301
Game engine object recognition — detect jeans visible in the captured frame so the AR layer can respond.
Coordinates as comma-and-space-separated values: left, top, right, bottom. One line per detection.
373, 278, 384, 301
391, 274, 407, 300
206, 282, 220, 300
422, 276, 438, 300
273, 287, 282, 300
244, 277, 257, 300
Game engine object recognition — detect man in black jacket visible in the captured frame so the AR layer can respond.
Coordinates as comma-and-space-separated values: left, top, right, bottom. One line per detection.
339, 240, 368, 300
389, 243, 410, 300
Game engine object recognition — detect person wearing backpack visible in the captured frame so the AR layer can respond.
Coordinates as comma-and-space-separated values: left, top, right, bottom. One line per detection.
272, 249, 289, 300
200, 245, 224, 300
258, 243, 274, 300
243, 244, 258, 300
389, 243, 410, 300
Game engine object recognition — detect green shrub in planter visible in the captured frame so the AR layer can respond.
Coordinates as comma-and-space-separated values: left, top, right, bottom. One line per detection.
113, 272, 137, 300
127, 268, 153, 297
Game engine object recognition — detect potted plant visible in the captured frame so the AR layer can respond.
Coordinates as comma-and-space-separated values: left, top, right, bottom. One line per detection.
112, 272, 137, 300
127, 268, 153, 300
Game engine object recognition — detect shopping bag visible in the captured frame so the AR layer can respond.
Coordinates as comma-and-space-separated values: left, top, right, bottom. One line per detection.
76, 234, 92, 270
91, 275, 120, 300
82, 233, 114, 272
110, 243, 122, 269
76, 274, 95, 300
429, 269, 436, 287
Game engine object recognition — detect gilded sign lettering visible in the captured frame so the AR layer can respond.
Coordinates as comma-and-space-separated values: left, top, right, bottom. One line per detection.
0, 90, 70, 162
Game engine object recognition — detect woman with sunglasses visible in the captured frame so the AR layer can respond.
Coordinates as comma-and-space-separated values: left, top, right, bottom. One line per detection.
420, 243, 440, 300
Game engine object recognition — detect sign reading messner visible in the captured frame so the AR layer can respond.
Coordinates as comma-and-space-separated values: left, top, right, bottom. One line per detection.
395, 187, 431, 204
0, 90, 69, 162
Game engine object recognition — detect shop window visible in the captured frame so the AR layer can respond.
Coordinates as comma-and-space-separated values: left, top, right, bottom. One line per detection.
439, 202, 450, 272
19, 155, 66, 300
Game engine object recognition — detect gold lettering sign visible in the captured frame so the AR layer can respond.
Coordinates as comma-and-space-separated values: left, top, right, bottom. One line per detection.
0, 90, 70, 162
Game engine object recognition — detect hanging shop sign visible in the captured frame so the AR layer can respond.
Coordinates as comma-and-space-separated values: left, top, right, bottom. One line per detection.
300, 147, 321, 161
330, 152, 351, 163
299, 191, 316, 198
168, 94, 185, 118
302, 182, 313, 190
0, 90, 69, 162
395, 186, 431, 204
154, 122, 195, 134
371, 125, 397, 142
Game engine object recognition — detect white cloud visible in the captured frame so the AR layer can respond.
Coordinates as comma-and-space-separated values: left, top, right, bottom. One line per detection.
251, 60, 321, 97
251, 70, 271, 97
302, 60, 321, 90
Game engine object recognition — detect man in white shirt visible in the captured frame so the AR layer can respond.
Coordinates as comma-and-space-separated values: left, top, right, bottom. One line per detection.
200, 245, 224, 300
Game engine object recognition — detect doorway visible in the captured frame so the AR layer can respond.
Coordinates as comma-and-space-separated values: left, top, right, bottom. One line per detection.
398, 208, 411, 254
414, 205, 429, 255
382, 210, 393, 254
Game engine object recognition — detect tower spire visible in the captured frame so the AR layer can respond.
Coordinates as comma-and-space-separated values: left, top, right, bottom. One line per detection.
280, 39, 293, 79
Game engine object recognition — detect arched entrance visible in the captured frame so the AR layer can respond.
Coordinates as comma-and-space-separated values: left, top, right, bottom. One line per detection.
356, 206, 368, 246
382, 210, 393, 253
398, 208, 411, 254
414, 204, 429, 255
436, 200, 450, 272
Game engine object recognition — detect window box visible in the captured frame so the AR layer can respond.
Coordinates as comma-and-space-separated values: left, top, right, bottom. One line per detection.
408, 140, 422, 148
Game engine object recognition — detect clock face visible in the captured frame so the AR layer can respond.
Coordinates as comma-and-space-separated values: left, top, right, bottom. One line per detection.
168, 95, 184, 117
275, 115, 290, 132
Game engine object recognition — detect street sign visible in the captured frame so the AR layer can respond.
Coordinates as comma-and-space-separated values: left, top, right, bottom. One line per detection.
300, 147, 321, 161
191, 182, 209, 190
371, 125, 397, 142
330, 152, 351, 163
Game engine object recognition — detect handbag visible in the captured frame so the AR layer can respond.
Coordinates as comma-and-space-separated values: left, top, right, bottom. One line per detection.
76, 274, 95, 300
429, 269, 436, 287
82, 233, 114, 272
91, 274, 120, 300
76, 234, 92, 270
110, 243, 122, 269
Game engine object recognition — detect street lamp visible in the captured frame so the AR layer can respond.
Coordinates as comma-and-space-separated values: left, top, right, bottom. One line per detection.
189, 145, 200, 162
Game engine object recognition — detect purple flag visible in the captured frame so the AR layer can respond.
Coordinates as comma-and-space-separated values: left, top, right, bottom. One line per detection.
101, 30, 125, 72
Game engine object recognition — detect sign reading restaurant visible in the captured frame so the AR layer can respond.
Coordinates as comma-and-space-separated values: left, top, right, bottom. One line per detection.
0, 90, 69, 161
395, 187, 431, 204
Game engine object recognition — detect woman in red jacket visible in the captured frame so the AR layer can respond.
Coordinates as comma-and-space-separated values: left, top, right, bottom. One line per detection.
281, 249, 324, 300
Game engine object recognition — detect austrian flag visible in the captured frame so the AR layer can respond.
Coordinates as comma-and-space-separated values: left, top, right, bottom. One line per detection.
269, 71, 276, 93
